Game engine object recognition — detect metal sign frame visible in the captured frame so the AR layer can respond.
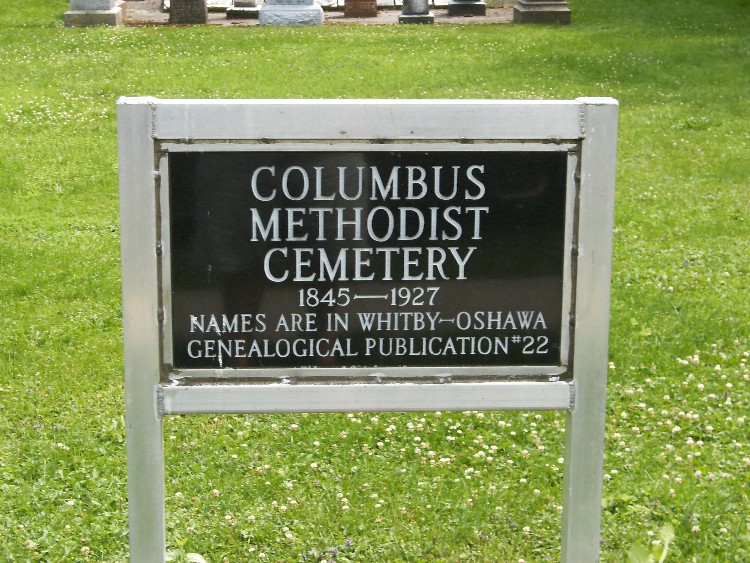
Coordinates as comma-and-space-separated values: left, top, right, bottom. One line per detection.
118, 98, 617, 562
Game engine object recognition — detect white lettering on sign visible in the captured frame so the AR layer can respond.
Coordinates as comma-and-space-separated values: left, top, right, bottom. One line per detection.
248, 164, 489, 284
186, 337, 359, 359
251, 164, 485, 203
172, 150, 567, 368
262, 246, 476, 283
184, 309, 551, 362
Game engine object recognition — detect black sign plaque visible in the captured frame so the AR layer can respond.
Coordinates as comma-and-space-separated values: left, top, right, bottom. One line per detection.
168, 150, 569, 371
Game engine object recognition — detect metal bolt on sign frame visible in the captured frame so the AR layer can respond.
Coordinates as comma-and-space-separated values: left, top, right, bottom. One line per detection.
118, 98, 617, 562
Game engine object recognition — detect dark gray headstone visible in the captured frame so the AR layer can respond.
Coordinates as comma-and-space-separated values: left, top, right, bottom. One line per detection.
170, 0, 208, 24
447, 0, 487, 17
513, 0, 571, 24
399, 0, 434, 24
226, 0, 260, 19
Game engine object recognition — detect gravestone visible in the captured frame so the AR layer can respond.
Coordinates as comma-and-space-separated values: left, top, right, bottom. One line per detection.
170, 0, 208, 23
207, 0, 232, 9
259, 0, 324, 25
399, 0, 434, 23
344, 0, 378, 18
513, 0, 570, 24
64, 0, 123, 26
226, 0, 261, 18
447, 0, 486, 17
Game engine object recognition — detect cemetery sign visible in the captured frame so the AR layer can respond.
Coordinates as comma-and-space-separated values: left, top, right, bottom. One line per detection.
119, 98, 617, 562
168, 149, 568, 372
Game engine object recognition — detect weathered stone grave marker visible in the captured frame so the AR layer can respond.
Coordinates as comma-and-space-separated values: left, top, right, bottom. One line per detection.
64, 0, 123, 27
345, 0, 378, 18
399, 0, 434, 24
259, 0, 324, 25
169, 0, 208, 23
513, 0, 571, 24
226, 0, 261, 19
447, 0, 486, 17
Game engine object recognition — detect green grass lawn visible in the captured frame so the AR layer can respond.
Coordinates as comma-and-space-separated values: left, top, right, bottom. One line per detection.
1, 0, 749, 560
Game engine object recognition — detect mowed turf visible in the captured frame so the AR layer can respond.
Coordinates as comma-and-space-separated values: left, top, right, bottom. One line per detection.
0, 0, 748, 560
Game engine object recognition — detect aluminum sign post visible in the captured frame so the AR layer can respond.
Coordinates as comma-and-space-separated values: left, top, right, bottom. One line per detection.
560, 99, 618, 562
119, 99, 166, 562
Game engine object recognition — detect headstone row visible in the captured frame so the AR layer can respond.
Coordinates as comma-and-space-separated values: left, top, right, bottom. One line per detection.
63, 0, 571, 27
